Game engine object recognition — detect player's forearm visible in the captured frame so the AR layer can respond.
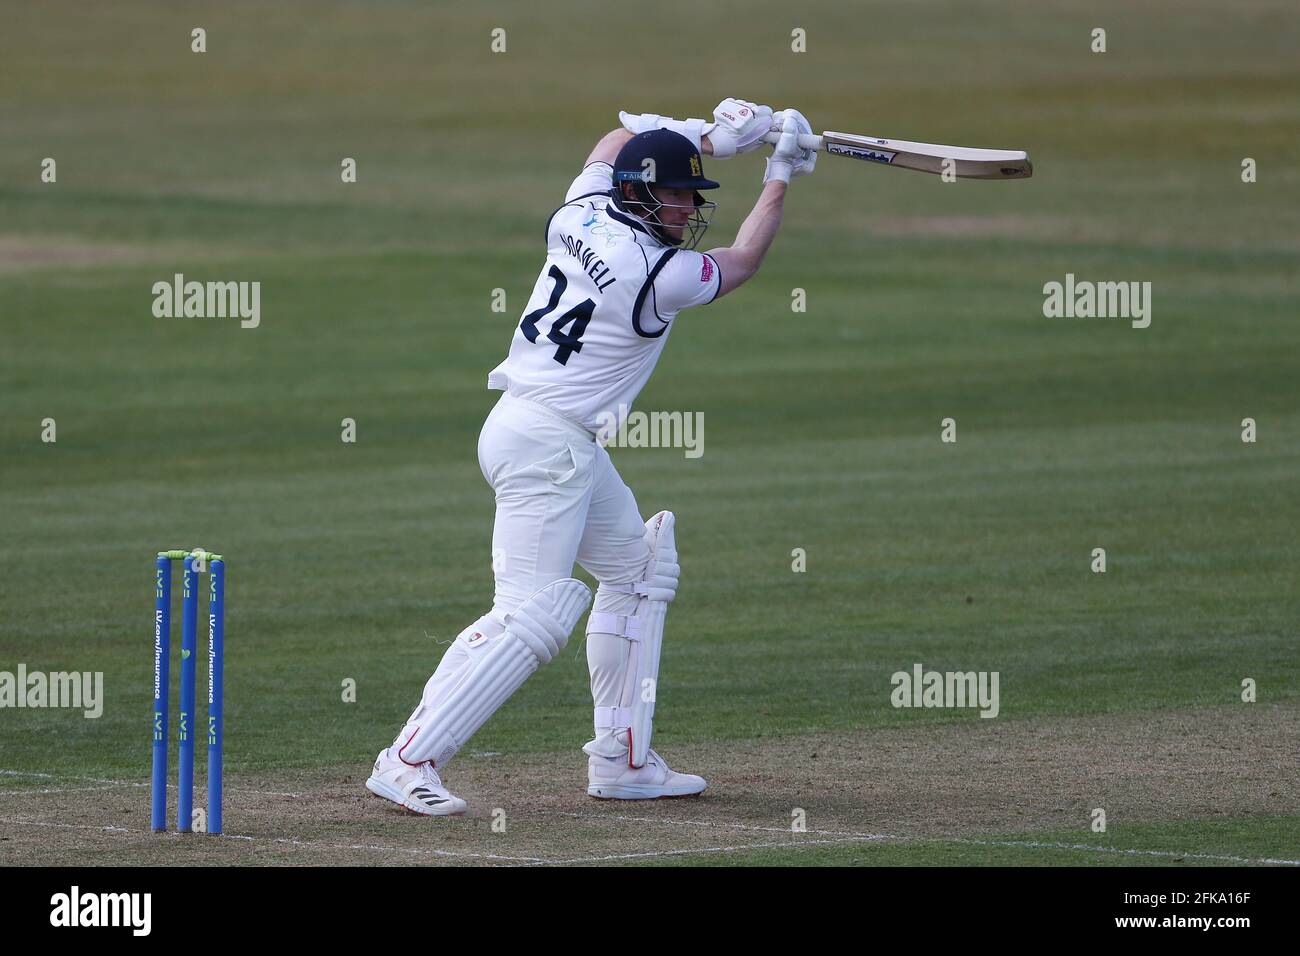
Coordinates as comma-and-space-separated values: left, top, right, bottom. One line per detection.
585, 128, 635, 167
731, 181, 786, 268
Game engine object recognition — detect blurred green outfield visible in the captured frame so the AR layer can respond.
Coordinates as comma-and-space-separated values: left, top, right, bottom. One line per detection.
0, 1, 1296, 862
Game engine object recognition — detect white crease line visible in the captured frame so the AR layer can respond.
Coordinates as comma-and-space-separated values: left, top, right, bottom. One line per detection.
0, 769, 138, 786
3, 815, 1294, 867
0, 819, 134, 835
0, 817, 549, 864
0, 769, 302, 799
546, 811, 1300, 867
540, 836, 887, 866
222, 833, 550, 863
0, 815, 883, 865
540, 809, 892, 839
0, 784, 143, 796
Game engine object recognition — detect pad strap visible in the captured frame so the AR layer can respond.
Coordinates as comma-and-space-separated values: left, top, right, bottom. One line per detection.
587, 610, 642, 640
594, 705, 633, 731
603, 581, 650, 597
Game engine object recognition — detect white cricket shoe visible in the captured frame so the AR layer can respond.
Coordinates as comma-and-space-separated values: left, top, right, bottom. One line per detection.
365, 749, 467, 816
588, 749, 708, 800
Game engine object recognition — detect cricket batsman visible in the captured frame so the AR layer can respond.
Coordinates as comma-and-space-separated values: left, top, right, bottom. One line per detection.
367, 98, 817, 814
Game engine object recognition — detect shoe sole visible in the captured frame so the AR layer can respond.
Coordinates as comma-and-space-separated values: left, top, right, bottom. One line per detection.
587, 784, 707, 800
365, 775, 467, 816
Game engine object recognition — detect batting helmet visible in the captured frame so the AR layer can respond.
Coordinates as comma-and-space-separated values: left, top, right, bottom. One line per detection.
610, 129, 718, 250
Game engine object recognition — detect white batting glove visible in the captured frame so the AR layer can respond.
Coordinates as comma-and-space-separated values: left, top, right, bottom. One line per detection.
770, 108, 817, 178
617, 110, 708, 150
763, 114, 802, 184
705, 98, 774, 158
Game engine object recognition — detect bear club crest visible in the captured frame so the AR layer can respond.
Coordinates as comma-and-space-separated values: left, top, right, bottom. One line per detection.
689, 154, 701, 177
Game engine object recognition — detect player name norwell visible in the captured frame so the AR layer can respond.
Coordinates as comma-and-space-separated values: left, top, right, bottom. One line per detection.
560, 233, 617, 293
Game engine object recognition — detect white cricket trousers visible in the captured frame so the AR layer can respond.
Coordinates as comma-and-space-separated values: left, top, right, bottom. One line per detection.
391, 391, 652, 764
478, 392, 652, 614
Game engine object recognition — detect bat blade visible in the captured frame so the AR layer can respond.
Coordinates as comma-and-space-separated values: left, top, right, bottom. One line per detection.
762, 128, 1033, 180
822, 131, 1032, 179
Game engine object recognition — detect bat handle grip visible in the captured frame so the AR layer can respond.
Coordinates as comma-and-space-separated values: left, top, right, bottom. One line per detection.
760, 129, 823, 151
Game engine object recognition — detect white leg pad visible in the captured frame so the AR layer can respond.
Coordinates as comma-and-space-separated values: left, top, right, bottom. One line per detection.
397, 578, 591, 767
585, 511, 678, 768
628, 598, 668, 768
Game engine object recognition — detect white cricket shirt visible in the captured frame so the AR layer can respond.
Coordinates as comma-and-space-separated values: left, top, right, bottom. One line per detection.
487, 162, 722, 431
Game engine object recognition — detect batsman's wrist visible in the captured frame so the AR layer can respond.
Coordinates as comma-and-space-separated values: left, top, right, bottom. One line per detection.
763, 158, 793, 184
